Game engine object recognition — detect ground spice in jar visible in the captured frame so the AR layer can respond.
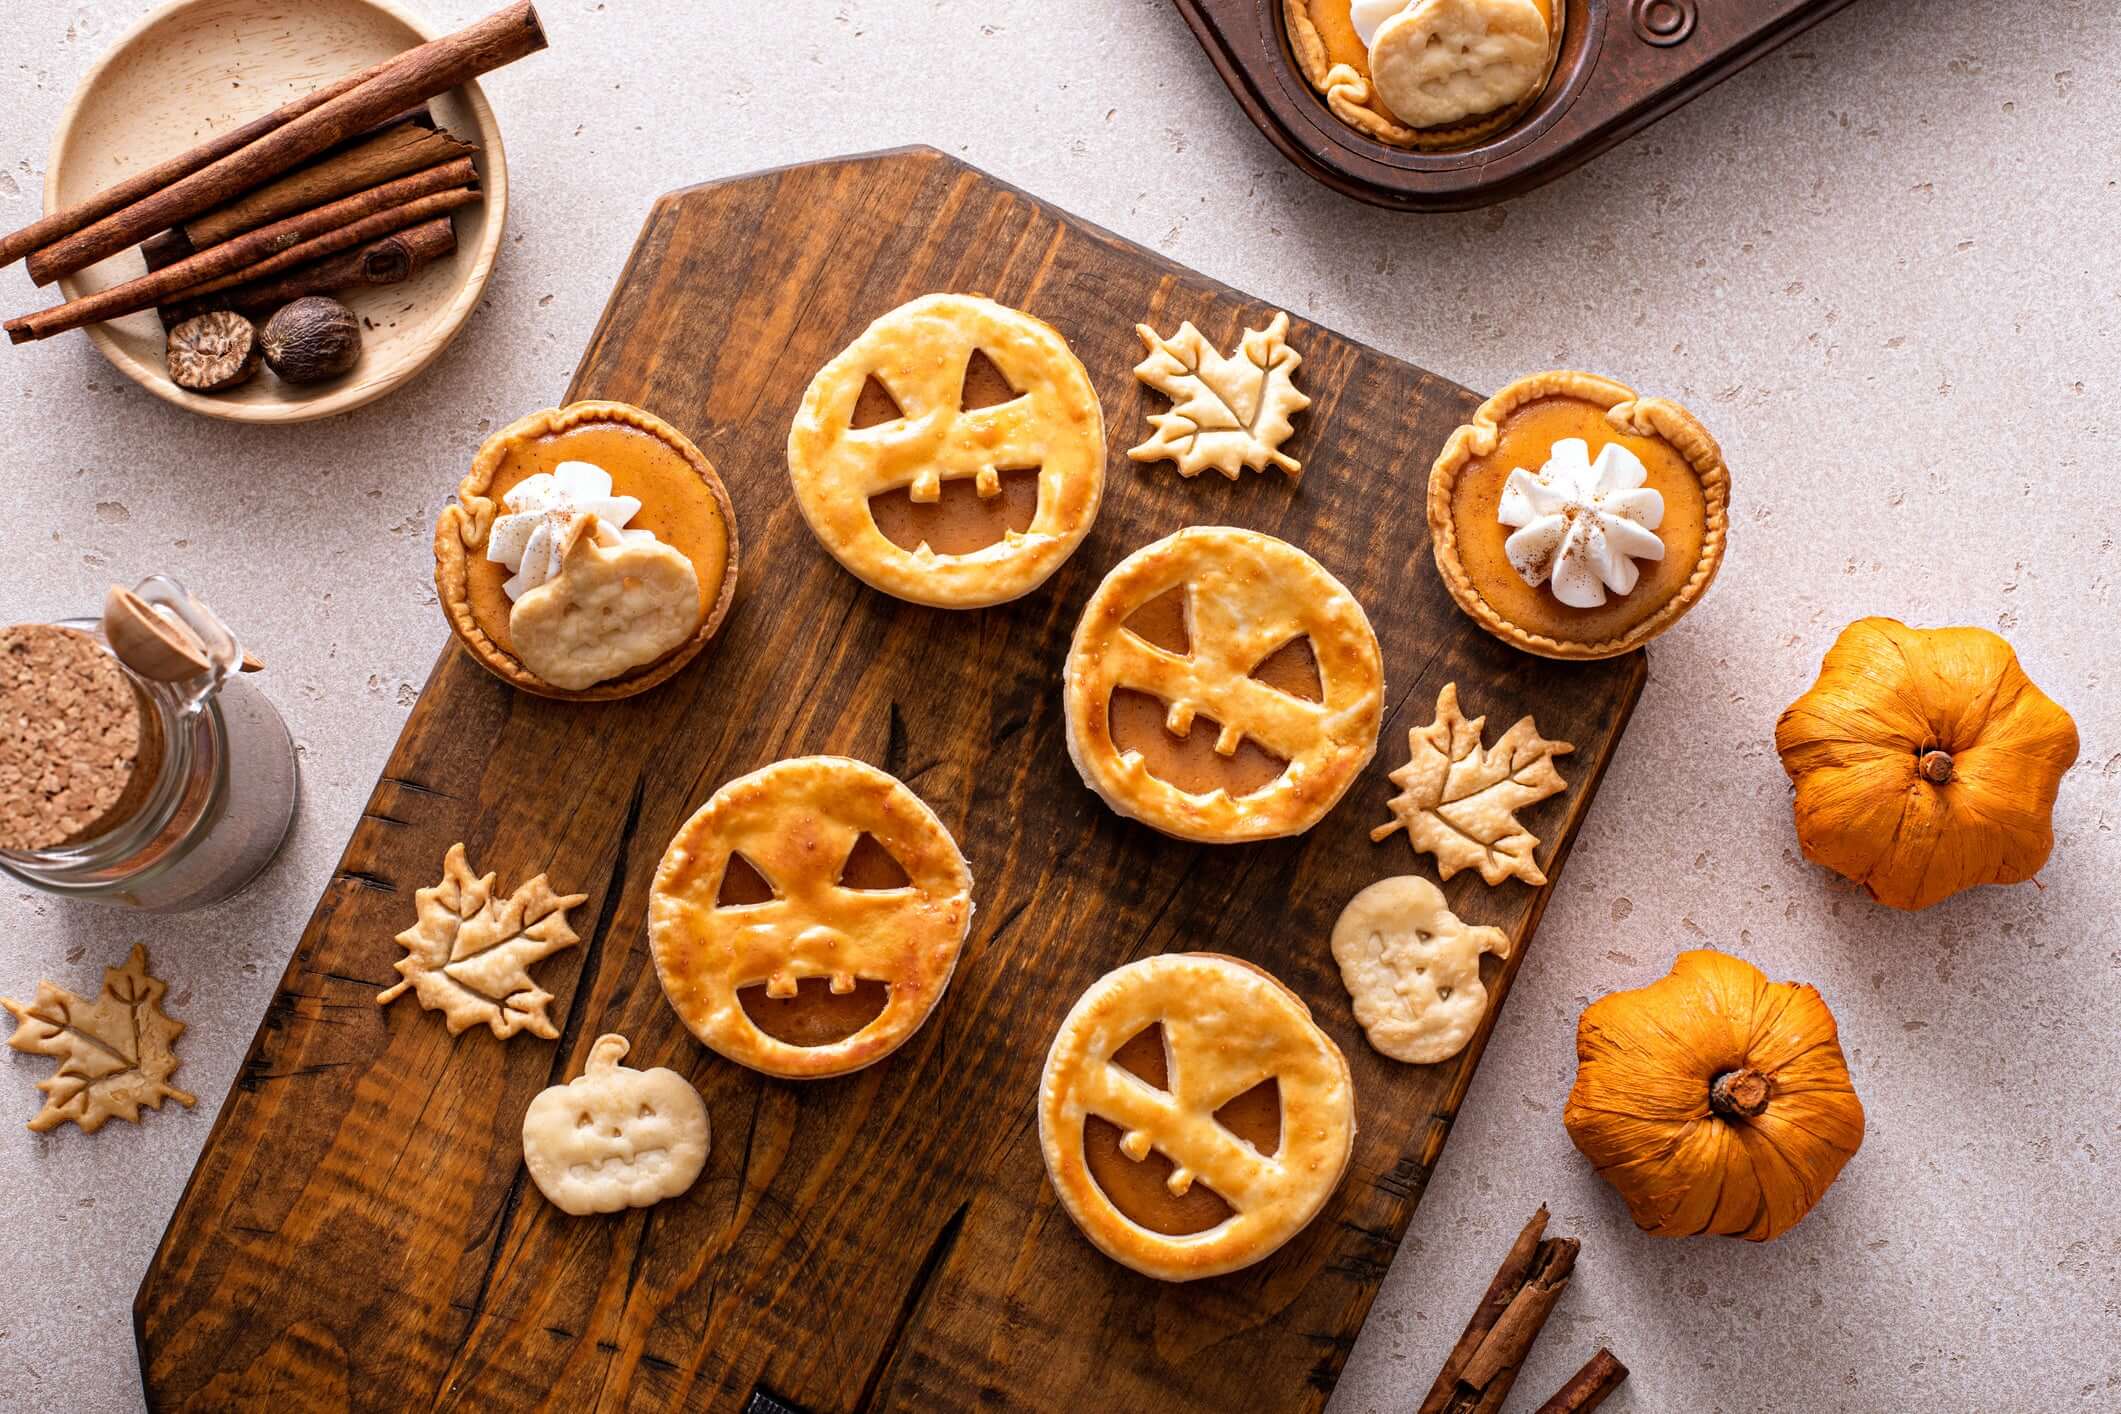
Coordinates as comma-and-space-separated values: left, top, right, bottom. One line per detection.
0, 624, 162, 851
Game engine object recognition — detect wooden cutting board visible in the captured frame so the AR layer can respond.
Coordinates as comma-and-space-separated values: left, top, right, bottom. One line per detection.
136, 147, 1644, 1413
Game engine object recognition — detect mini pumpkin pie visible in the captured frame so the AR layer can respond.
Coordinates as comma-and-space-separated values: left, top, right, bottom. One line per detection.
1063, 527, 1384, 843
786, 293, 1105, 608
647, 756, 974, 1080
1286, 0, 1562, 149
1039, 952, 1355, 1282
1428, 371, 1730, 659
435, 401, 739, 699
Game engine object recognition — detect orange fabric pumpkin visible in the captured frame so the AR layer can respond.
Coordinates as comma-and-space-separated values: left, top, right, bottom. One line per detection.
1774, 617, 2079, 911
1563, 949, 1863, 1242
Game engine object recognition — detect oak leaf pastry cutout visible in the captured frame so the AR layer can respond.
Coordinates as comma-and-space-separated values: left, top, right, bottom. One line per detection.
521, 1033, 710, 1216
1128, 311, 1311, 480
1371, 683, 1573, 886
649, 756, 974, 1080
3, 944, 196, 1134
1039, 953, 1355, 1281
787, 293, 1105, 608
378, 843, 588, 1040
1331, 876, 1510, 1064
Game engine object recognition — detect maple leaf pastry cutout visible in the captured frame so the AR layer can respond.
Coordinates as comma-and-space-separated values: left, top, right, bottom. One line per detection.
3, 944, 197, 1134
1371, 683, 1575, 887
378, 843, 588, 1040
1128, 310, 1311, 480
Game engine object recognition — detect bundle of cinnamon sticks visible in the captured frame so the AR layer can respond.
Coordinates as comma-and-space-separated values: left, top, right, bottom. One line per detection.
1, 1, 548, 347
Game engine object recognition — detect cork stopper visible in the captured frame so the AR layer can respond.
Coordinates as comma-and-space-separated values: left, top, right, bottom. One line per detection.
0, 624, 161, 852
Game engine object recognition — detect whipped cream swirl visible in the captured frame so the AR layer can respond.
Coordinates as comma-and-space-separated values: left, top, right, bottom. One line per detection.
1497, 438, 1665, 608
486, 461, 655, 601
1349, 0, 1409, 47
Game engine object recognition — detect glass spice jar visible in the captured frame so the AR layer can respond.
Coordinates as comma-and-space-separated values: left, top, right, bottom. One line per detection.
0, 576, 297, 912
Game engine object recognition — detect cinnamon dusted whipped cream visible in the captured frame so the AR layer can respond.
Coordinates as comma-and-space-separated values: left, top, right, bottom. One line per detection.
486, 460, 656, 600
1497, 438, 1665, 608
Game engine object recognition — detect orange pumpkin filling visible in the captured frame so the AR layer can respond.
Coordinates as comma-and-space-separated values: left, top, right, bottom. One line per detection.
1083, 1022, 1283, 1235
466, 419, 731, 663
1448, 394, 1706, 646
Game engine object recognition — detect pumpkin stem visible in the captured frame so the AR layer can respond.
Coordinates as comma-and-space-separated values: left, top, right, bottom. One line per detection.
1709, 1068, 1771, 1118
1917, 749, 1954, 784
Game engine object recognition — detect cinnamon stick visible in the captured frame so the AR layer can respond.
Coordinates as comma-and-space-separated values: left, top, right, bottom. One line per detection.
1533, 1349, 1629, 1414
21, 1, 542, 286
0, 57, 394, 271
160, 217, 458, 327
6, 162, 477, 344
141, 113, 469, 267
1419, 1206, 1581, 1414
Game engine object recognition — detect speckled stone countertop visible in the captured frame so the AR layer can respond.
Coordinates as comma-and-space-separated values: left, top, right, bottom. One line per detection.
3, 2, 2116, 1410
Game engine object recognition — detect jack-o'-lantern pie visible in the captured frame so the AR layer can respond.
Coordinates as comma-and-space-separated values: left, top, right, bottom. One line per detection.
1285, 0, 1564, 149
1063, 526, 1384, 843
1428, 371, 1730, 660
787, 293, 1105, 609
1039, 953, 1355, 1281
647, 756, 974, 1080
435, 401, 739, 699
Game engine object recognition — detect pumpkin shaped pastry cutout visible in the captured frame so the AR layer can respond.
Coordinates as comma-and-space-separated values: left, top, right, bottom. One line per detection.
435, 401, 739, 700
1564, 950, 1864, 1242
1775, 618, 2079, 911
522, 1034, 710, 1216
787, 293, 1105, 608
1428, 371, 1729, 660
1039, 953, 1355, 1281
648, 756, 974, 1080
1063, 527, 1385, 843
1284, 0, 1562, 151
1330, 876, 1510, 1064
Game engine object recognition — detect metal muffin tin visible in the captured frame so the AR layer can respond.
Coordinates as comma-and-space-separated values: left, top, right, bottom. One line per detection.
1171, 0, 1865, 210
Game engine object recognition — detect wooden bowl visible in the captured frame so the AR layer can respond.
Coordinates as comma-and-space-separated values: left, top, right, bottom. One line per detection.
43, 0, 508, 423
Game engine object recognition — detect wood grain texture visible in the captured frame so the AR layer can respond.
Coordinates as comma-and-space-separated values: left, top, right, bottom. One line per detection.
136, 147, 1645, 1413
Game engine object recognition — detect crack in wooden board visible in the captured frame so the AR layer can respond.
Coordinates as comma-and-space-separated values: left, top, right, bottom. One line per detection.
135, 147, 1645, 1413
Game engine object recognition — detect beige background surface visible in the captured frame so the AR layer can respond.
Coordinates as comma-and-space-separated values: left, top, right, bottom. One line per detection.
3, 2, 2117, 1410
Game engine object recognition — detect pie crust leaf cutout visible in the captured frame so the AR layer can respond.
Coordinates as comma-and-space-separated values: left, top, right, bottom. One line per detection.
378, 843, 589, 1040
1331, 876, 1511, 1064
522, 1033, 710, 1216
3, 944, 197, 1134
1370, 683, 1574, 886
1127, 311, 1311, 480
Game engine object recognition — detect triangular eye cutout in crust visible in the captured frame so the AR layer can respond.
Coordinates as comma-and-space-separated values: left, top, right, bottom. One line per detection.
837, 831, 913, 890
1121, 586, 1190, 656
1212, 1077, 1282, 1158
1248, 635, 1323, 702
959, 348, 1020, 410
1110, 1022, 1171, 1090
852, 374, 906, 429
716, 852, 777, 907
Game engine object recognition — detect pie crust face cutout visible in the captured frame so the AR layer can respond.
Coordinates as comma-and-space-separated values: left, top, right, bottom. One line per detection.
1063, 527, 1385, 843
378, 843, 588, 1040
522, 1034, 710, 1216
786, 293, 1106, 608
648, 756, 975, 1080
1427, 370, 1730, 660
1038, 953, 1355, 1282
1283, 0, 1561, 151
435, 401, 740, 700
1331, 876, 1510, 1063
1128, 311, 1310, 480
1371, 683, 1573, 887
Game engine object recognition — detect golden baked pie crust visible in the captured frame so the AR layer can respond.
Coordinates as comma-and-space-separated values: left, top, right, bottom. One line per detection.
434, 401, 739, 701
1283, 0, 1563, 151
1427, 370, 1729, 660
787, 293, 1105, 609
647, 756, 973, 1080
1039, 952, 1355, 1281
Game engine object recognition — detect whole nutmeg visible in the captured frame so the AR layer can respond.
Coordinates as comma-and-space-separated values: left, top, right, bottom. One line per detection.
260, 296, 362, 384
166, 310, 261, 393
